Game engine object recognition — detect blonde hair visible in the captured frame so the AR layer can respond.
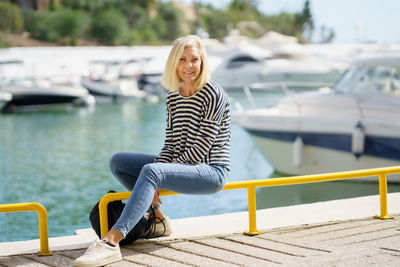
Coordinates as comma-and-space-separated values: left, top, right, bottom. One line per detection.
161, 35, 210, 92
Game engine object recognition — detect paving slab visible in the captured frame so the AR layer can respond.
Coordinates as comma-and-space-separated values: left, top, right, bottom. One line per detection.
25, 253, 73, 267
224, 234, 318, 257
126, 242, 233, 267
0, 255, 48, 267
106, 259, 145, 267
162, 240, 264, 266
119, 247, 188, 267
194, 237, 283, 264
255, 233, 332, 254
276, 218, 381, 239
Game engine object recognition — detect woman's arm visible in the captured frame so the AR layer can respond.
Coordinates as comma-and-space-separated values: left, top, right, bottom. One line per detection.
154, 102, 174, 163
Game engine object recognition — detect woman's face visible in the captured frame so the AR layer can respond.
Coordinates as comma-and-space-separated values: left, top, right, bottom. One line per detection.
177, 45, 202, 85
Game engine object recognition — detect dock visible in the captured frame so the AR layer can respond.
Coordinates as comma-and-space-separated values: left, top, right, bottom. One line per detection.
1, 193, 399, 266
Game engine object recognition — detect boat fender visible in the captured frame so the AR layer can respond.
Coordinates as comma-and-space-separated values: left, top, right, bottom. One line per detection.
293, 136, 304, 167
352, 122, 365, 158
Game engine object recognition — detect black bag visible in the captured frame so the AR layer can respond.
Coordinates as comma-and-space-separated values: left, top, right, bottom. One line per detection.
89, 190, 151, 245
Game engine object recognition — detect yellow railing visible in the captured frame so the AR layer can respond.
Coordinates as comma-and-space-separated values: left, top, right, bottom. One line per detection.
0, 202, 52, 256
99, 166, 399, 238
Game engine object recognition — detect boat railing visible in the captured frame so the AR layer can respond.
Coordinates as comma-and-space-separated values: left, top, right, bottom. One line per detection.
0, 202, 52, 256
98, 166, 399, 238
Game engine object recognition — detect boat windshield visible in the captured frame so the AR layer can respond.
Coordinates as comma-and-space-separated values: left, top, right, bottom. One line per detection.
226, 55, 260, 69
352, 65, 400, 96
333, 65, 366, 93
334, 64, 400, 97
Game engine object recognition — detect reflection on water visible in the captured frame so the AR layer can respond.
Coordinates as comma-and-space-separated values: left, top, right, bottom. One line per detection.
1, 92, 399, 242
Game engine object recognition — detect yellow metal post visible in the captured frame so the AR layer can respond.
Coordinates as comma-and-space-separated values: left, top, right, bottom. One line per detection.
244, 186, 262, 236
33, 203, 52, 256
0, 202, 52, 256
99, 191, 132, 238
374, 174, 394, 220
99, 197, 109, 239
98, 190, 178, 238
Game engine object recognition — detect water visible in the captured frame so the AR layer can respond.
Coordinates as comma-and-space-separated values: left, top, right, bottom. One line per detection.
1, 92, 399, 242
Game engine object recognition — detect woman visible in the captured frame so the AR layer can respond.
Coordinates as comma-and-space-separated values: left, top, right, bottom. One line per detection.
74, 35, 231, 267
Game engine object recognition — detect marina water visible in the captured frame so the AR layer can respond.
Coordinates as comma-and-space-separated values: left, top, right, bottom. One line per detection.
1, 91, 399, 242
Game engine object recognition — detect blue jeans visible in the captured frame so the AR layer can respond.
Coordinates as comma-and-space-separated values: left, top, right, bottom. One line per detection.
109, 152, 228, 237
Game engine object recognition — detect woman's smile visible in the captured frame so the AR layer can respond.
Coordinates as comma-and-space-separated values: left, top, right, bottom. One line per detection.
178, 46, 201, 84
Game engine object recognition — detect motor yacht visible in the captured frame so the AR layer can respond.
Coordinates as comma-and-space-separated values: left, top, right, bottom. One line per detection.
0, 60, 95, 112
232, 53, 400, 182
1, 77, 95, 112
212, 44, 348, 91
137, 53, 169, 100
81, 59, 148, 101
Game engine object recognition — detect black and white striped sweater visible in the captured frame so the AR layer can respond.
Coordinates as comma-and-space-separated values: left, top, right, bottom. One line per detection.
155, 80, 231, 170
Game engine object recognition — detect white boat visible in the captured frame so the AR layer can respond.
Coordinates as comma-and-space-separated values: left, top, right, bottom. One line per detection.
137, 53, 169, 100
232, 53, 400, 182
212, 50, 347, 91
0, 60, 95, 112
81, 59, 148, 100
1, 77, 95, 112
212, 41, 348, 91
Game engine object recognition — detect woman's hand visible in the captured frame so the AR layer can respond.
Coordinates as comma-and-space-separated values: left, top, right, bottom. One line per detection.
172, 159, 178, 163
151, 188, 162, 208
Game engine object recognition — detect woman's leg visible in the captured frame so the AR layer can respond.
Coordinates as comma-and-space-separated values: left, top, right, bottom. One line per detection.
111, 162, 227, 239
109, 152, 157, 190
106, 152, 160, 244
109, 151, 165, 217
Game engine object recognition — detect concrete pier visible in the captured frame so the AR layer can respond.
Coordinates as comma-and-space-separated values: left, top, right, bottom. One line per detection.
1, 193, 399, 266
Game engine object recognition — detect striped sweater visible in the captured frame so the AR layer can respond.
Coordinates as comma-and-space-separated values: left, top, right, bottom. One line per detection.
155, 80, 231, 170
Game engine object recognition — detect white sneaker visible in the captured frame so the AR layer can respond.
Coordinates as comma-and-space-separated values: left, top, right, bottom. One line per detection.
145, 217, 173, 238
74, 239, 122, 267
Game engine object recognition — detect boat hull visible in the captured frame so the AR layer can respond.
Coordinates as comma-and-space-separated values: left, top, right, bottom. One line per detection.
0, 92, 12, 110
81, 78, 146, 99
250, 134, 400, 182
1, 94, 90, 112
0, 85, 94, 112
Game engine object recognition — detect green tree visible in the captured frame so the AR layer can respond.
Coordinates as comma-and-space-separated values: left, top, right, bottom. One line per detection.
53, 8, 90, 45
199, 4, 231, 40
228, 0, 258, 12
0, 2, 24, 33
155, 3, 183, 40
226, 0, 260, 23
23, 8, 90, 45
116, 0, 157, 27
295, 0, 314, 42
91, 9, 129, 45
61, 0, 118, 13
260, 12, 298, 36
25, 11, 60, 42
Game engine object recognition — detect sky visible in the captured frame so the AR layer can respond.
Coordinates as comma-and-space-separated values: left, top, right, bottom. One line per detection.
177, 0, 400, 44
